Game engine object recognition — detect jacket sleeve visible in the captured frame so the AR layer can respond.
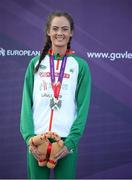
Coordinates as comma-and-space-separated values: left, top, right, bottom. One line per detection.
20, 57, 38, 145
64, 58, 91, 151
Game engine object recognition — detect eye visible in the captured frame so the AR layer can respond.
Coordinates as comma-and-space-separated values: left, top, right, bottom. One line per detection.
62, 27, 69, 31
51, 27, 58, 31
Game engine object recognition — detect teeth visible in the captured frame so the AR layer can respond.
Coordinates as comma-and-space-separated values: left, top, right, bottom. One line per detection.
56, 37, 63, 40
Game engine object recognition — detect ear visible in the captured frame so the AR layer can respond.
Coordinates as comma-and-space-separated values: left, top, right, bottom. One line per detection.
47, 30, 50, 36
70, 30, 73, 37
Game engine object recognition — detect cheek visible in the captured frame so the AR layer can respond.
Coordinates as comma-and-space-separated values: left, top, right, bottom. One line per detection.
66, 35, 71, 42
49, 34, 56, 42
66, 32, 72, 39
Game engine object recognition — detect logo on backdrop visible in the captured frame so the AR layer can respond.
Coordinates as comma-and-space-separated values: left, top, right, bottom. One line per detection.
0, 48, 6, 56
0, 47, 40, 57
87, 51, 132, 61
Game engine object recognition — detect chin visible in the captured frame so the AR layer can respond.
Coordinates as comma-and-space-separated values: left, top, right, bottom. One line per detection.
54, 41, 68, 47
54, 44, 66, 48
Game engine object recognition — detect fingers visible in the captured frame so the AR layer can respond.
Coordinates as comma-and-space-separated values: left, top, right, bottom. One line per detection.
31, 150, 40, 160
29, 145, 41, 160
55, 146, 69, 161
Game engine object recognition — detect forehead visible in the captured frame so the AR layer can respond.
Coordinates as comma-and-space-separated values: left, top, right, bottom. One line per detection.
51, 16, 70, 27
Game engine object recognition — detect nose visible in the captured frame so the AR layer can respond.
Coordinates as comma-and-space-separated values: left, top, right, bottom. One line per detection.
57, 28, 63, 35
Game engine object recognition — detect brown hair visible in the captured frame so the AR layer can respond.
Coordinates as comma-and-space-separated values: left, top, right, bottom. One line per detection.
34, 11, 74, 73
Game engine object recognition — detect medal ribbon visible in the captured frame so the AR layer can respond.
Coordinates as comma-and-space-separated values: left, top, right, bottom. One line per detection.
50, 54, 67, 99
48, 51, 67, 131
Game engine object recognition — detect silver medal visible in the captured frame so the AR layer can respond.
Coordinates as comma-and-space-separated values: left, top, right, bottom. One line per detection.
50, 97, 62, 110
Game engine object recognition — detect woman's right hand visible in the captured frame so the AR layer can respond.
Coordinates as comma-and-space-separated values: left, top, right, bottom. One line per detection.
29, 144, 42, 161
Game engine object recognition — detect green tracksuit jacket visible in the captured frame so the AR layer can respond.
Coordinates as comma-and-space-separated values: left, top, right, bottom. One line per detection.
20, 53, 91, 151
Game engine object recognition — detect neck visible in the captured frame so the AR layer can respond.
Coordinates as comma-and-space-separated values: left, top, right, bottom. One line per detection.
52, 46, 67, 56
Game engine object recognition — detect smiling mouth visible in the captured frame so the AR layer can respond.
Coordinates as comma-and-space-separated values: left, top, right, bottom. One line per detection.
56, 38, 64, 41
56, 36, 64, 40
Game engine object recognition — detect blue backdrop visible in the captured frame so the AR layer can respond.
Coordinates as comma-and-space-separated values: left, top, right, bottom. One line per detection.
0, 0, 132, 178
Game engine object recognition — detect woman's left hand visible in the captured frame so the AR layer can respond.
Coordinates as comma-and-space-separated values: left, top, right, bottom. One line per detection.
55, 145, 69, 161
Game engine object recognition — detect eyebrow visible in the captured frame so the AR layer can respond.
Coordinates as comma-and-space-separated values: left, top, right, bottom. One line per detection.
52, 26, 70, 28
